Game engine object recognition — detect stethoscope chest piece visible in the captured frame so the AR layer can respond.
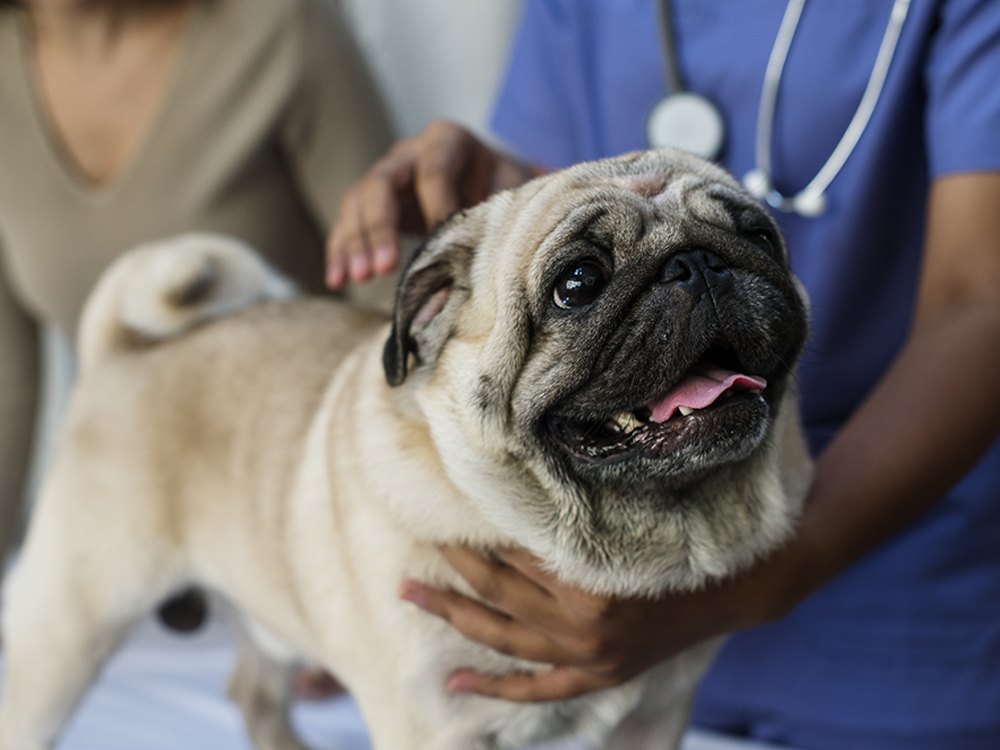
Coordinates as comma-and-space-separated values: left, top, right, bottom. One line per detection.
646, 91, 725, 161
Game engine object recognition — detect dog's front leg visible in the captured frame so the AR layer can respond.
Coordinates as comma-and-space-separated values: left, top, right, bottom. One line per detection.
229, 637, 313, 750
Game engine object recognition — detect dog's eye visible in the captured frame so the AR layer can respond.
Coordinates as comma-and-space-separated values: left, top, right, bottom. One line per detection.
748, 230, 778, 257
553, 262, 608, 309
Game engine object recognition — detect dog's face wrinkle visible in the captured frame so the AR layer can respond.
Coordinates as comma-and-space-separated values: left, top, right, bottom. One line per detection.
698, 182, 790, 261
545, 278, 774, 417
580, 289, 712, 403
498, 189, 805, 486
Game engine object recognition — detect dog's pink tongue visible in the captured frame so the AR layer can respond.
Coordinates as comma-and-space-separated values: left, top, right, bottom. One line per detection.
648, 365, 766, 423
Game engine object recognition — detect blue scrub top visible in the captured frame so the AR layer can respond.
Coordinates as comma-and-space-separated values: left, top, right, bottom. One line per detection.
491, 0, 1000, 744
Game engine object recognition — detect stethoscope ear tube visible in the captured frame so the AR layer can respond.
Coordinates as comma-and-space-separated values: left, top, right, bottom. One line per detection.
743, 0, 912, 217
650, 0, 912, 218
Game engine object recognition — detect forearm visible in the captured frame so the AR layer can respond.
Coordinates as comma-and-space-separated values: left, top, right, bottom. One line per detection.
0, 284, 41, 557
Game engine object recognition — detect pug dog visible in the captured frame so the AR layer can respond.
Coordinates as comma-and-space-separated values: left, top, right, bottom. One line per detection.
0, 147, 811, 750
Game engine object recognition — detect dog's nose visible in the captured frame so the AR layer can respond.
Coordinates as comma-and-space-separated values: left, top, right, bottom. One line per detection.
661, 249, 731, 297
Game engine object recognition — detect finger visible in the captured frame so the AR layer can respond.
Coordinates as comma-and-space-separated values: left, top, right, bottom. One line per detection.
446, 666, 618, 703
493, 547, 622, 634
492, 547, 562, 592
413, 155, 463, 230
347, 250, 372, 284
326, 188, 377, 288
370, 241, 399, 277
326, 197, 358, 288
352, 163, 411, 281
411, 121, 482, 227
399, 580, 572, 664
326, 146, 419, 288
325, 252, 347, 289
440, 546, 559, 617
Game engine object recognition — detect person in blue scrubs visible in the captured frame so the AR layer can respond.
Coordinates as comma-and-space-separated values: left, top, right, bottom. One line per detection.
326, 1, 1000, 746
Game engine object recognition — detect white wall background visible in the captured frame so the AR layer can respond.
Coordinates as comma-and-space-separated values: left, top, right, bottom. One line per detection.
340, 0, 523, 137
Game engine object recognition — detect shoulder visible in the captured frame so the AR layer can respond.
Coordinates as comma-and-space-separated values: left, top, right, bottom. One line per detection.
197, 0, 302, 39
185, 0, 359, 88
923, 0, 1000, 173
210, 0, 350, 36
515, 0, 642, 31
199, 0, 354, 60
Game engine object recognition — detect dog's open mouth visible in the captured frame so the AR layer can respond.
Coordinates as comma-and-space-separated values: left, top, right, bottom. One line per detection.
548, 361, 768, 466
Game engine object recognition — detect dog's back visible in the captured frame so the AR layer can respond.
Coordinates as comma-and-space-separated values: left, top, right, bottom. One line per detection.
63, 235, 388, 603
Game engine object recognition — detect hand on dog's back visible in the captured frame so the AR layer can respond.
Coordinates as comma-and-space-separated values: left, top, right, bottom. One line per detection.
325, 120, 538, 289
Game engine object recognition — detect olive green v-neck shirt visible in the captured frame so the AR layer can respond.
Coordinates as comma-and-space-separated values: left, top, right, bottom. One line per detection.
0, 0, 392, 546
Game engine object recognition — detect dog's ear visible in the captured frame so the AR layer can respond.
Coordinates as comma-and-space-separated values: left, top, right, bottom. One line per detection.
383, 212, 482, 386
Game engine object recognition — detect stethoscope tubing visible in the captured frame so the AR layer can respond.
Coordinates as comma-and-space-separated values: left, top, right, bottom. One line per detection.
652, 0, 913, 217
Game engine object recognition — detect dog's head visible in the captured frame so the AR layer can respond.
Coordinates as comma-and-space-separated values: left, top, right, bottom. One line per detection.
384, 148, 811, 595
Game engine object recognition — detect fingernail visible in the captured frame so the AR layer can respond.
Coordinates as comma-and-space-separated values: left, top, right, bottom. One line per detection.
349, 252, 370, 281
399, 580, 428, 610
446, 671, 480, 694
373, 245, 395, 274
326, 262, 346, 288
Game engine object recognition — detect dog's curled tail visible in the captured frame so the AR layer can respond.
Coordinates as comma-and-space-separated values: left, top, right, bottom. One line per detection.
78, 233, 297, 372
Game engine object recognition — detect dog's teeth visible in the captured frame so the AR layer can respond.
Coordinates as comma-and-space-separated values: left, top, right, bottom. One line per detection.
749, 388, 763, 395
678, 406, 695, 417
611, 412, 643, 434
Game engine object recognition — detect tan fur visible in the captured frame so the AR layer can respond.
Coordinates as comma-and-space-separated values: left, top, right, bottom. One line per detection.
0, 150, 811, 750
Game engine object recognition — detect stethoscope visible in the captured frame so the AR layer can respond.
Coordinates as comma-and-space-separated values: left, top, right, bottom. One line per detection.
646, 0, 912, 217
